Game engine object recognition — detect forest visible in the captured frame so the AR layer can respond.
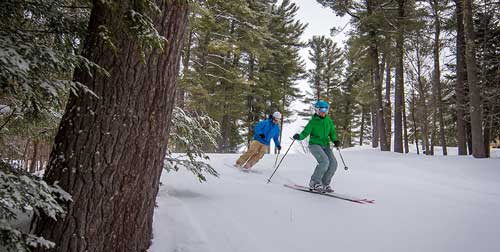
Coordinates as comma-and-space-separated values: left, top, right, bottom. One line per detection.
0, 0, 499, 251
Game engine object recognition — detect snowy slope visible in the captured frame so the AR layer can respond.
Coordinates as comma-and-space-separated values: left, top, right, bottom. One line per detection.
150, 148, 500, 252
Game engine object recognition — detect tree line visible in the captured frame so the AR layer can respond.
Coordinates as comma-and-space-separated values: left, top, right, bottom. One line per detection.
175, 0, 306, 153
314, 0, 499, 158
0, 0, 498, 251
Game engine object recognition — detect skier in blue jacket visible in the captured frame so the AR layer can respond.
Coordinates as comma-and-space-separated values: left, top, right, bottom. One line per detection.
235, 111, 282, 169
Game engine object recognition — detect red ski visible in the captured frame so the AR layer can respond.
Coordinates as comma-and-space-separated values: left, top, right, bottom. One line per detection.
284, 184, 375, 204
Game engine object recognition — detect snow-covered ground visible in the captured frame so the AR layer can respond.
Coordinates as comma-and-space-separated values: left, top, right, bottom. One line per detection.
150, 147, 500, 252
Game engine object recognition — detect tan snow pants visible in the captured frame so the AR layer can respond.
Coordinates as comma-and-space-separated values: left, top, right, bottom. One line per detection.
236, 140, 268, 168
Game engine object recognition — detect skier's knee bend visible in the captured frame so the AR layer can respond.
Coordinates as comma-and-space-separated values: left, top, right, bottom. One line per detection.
329, 163, 337, 170
319, 159, 330, 168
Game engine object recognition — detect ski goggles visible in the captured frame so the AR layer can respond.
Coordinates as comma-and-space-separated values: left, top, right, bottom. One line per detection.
318, 107, 328, 113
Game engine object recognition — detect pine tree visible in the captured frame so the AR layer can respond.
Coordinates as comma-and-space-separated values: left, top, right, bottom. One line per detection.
394, 0, 408, 153
428, 0, 448, 155
303, 35, 344, 104
317, 0, 403, 151
263, 0, 306, 150
454, 0, 468, 155
463, 0, 487, 158
474, 0, 500, 157
317, 0, 497, 157
306, 36, 328, 102
33, 1, 189, 251
178, 0, 305, 152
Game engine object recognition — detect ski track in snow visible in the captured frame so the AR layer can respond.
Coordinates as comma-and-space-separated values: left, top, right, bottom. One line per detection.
150, 148, 500, 252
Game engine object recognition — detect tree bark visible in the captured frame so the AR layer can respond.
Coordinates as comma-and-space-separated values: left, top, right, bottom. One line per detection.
430, 0, 447, 155
29, 139, 39, 173
403, 93, 409, 153
247, 54, 256, 146
343, 81, 354, 148
367, 0, 388, 151
417, 56, 430, 154
394, 0, 406, 153
466, 121, 473, 154
454, 0, 468, 155
411, 92, 420, 154
430, 108, 436, 155
463, 0, 486, 158
219, 114, 232, 152
34, 1, 189, 251
370, 69, 379, 148
371, 97, 379, 148
483, 105, 492, 158
360, 105, 366, 146
218, 21, 236, 153
384, 59, 392, 150
22, 138, 30, 171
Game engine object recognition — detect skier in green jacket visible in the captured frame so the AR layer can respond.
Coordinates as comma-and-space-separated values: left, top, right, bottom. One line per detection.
293, 100, 340, 193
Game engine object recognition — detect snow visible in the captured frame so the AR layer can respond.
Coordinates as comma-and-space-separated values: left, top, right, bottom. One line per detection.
0, 104, 12, 115
150, 147, 500, 252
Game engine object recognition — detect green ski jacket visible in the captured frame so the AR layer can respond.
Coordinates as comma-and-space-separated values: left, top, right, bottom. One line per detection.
297, 114, 337, 147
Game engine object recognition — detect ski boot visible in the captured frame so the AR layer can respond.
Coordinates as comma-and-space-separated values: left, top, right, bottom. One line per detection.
309, 181, 324, 193
323, 185, 334, 193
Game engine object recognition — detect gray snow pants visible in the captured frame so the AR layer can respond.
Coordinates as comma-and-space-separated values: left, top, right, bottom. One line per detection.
308, 144, 338, 186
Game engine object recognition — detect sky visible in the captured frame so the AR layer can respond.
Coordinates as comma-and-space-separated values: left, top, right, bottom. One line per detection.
288, 0, 350, 109
291, 0, 350, 69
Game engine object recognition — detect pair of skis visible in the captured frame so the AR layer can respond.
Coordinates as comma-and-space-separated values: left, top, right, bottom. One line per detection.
224, 163, 262, 174
224, 163, 374, 205
284, 184, 375, 204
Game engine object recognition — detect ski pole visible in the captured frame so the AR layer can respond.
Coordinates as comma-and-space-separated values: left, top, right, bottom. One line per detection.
272, 152, 279, 170
267, 139, 295, 183
336, 147, 348, 170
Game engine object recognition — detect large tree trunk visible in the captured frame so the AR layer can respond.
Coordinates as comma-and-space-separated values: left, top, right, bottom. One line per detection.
417, 54, 430, 154
219, 114, 232, 152
454, 0, 468, 155
367, 0, 388, 151
384, 59, 392, 150
370, 70, 379, 148
483, 105, 492, 158
371, 101, 379, 148
403, 93, 409, 153
22, 139, 30, 171
360, 105, 366, 146
430, 110, 436, 155
411, 92, 420, 154
29, 139, 39, 173
394, 0, 406, 153
343, 81, 354, 148
34, 1, 189, 251
466, 121, 473, 154
247, 54, 256, 146
430, 0, 447, 155
463, 0, 486, 158
218, 21, 237, 153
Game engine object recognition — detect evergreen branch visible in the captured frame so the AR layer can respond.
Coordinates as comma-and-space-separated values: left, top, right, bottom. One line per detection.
0, 107, 17, 132
206, 73, 233, 83
4, 0, 92, 9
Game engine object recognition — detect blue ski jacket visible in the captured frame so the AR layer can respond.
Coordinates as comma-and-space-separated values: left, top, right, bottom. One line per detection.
253, 118, 281, 148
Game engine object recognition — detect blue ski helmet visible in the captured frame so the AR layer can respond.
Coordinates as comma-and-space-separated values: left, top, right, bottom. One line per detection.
314, 100, 329, 109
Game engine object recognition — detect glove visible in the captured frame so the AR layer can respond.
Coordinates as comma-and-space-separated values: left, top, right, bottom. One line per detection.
334, 140, 340, 148
293, 133, 300, 140
259, 133, 265, 139
276, 145, 282, 151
